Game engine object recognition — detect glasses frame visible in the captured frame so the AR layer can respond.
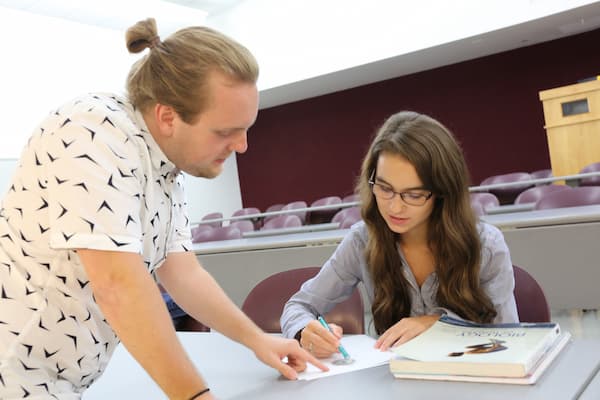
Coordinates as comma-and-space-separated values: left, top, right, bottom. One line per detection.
368, 173, 433, 206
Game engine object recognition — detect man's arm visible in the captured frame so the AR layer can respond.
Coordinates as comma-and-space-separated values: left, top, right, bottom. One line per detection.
156, 251, 327, 378
77, 249, 213, 400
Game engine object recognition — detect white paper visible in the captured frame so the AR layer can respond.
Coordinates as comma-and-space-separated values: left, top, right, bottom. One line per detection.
298, 335, 391, 381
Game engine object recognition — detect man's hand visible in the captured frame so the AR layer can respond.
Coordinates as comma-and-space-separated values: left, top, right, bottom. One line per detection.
251, 334, 329, 379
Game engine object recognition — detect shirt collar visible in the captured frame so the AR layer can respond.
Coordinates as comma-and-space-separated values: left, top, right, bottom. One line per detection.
132, 109, 179, 176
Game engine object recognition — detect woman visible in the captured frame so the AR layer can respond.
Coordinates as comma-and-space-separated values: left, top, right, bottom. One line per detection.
281, 111, 518, 358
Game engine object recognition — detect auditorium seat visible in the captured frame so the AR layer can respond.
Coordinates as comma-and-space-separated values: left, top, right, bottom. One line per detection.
513, 265, 551, 323
280, 201, 308, 224
263, 203, 285, 224
480, 172, 534, 205
514, 185, 571, 205
579, 162, 600, 186
265, 203, 284, 213
342, 193, 360, 204
261, 214, 303, 230
470, 192, 500, 214
333, 206, 361, 229
530, 169, 553, 185
191, 225, 242, 243
307, 196, 342, 224
534, 186, 600, 210
242, 267, 365, 334
229, 220, 255, 234
231, 207, 262, 229
199, 211, 223, 228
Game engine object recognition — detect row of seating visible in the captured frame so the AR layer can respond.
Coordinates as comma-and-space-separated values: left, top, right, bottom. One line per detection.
171, 264, 551, 333
478, 162, 600, 204
199, 193, 360, 228
193, 162, 600, 241
471, 185, 600, 216
191, 205, 363, 243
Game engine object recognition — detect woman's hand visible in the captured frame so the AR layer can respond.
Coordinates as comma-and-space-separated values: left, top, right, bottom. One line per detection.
374, 315, 440, 351
298, 319, 343, 358
251, 333, 329, 379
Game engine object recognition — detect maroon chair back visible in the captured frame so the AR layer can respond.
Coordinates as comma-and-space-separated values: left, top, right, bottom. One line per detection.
342, 193, 360, 203
333, 207, 362, 228
229, 220, 255, 234
263, 203, 285, 224
241, 267, 365, 334
231, 207, 262, 229
579, 162, 600, 186
470, 192, 500, 213
514, 184, 571, 205
307, 196, 342, 224
340, 207, 362, 229
192, 225, 242, 243
261, 214, 303, 230
534, 186, 600, 210
530, 169, 553, 184
199, 212, 223, 228
280, 201, 308, 224
480, 172, 534, 204
513, 265, 551, 323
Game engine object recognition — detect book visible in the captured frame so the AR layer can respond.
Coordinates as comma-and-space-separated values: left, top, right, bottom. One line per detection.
390, 316, 561, 379
392, 332, 571, 384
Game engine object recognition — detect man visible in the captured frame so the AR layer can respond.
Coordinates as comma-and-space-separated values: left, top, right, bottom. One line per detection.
0, 18, 325, 399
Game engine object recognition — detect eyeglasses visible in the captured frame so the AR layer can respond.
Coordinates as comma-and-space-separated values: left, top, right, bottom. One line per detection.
369, 180, 433, 206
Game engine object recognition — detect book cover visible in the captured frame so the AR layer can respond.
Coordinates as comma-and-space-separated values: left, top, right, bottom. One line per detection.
392, 332, 571, 384
390, 316, 561, 378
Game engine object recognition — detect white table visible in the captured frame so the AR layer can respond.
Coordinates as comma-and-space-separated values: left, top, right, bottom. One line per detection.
85, 332, 600, 400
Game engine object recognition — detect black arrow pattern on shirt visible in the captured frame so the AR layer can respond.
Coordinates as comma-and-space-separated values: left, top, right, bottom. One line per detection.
0, 93, 191, 397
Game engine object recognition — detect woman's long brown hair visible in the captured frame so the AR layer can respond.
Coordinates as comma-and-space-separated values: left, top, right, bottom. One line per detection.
357, 111, 496, 334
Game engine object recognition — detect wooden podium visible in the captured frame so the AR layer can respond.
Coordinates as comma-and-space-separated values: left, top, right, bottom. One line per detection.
539, 79, 600, 178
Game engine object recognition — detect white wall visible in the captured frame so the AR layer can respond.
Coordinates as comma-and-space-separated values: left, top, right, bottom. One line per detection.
0, 7, 243, 223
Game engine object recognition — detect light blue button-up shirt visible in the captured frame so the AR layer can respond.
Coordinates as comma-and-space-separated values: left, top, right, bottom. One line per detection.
281, 221, 518, 338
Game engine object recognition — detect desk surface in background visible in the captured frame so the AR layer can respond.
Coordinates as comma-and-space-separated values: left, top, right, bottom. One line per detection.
193, 227, 349, 255
242, 222, 340, 238
481, 204, 600, 229
85, 332, 600, 400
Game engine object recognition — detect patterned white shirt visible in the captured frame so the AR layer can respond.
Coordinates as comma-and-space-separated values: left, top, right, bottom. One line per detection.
0, 93, 192, 398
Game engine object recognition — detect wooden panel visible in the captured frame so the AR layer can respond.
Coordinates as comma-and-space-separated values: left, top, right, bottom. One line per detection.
546, 121, 600, 177
540, 80, 600, 176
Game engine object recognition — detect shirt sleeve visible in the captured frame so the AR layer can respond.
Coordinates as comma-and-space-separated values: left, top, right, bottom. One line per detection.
46, 106, 144, 253
479, 223, 519, 323
280, 226, 365, 339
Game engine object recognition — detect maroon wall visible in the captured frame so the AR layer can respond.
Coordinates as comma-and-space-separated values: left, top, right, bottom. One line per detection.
238, 28, 600, 211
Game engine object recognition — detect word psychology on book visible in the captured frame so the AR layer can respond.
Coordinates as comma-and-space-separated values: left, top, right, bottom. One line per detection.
390, 316, 564, 382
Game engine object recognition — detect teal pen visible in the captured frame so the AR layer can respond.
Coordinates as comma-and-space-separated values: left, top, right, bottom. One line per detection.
317, 315, 351, 359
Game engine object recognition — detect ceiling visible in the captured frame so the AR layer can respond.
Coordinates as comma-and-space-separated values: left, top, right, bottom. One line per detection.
1, 0, 600, 109
256, 2, 600, 108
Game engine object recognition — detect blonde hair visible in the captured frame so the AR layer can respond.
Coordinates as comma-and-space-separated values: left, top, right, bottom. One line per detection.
357, 111, 496, 333
125, 18, 259, 123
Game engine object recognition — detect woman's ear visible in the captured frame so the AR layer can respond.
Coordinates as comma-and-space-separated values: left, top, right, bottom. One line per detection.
153, 103, 177, 137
